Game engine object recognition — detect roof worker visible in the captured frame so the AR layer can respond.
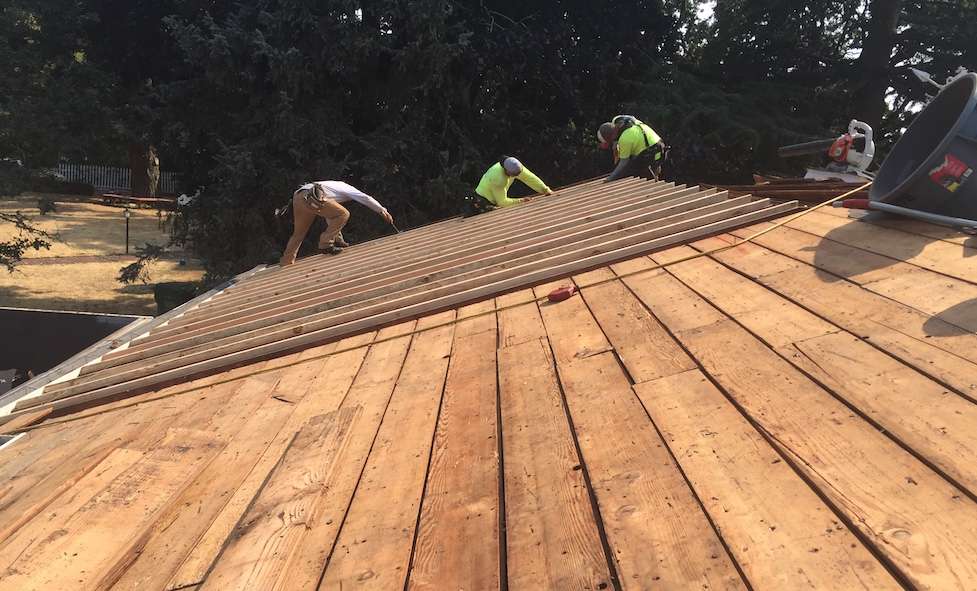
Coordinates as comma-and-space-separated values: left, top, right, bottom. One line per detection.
597, 115, 664, 182
468, 156, 553, 216
279, 180, 394, 266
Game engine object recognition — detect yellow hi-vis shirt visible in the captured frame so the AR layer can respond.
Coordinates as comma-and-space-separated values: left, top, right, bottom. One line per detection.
475, 162, 551, 207
617, 122, 662, 160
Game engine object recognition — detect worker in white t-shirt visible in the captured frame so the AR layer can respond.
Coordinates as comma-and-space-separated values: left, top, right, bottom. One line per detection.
279, 180, 394, 266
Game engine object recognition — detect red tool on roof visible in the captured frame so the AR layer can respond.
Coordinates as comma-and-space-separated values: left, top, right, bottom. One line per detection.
547, 285, 577, 303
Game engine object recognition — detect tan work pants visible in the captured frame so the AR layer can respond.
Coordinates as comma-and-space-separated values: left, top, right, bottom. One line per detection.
279, 192, 350, 266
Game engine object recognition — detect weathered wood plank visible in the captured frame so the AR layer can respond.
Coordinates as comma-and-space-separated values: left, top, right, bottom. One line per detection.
0, 407, 52, 435
496, 289, 546, 347
790, 209, 977, 284
783, 331, 977, 496
199, 408, 362, 591
162, 333, 379, 590
496, 338, 611, 589
272, 328, 416, 591
105, 354, 337, 591
318, 323, 455, 589
710, 232, 977, 398
623, 268, 977, 589
575, 273, 696, 383
0, 429, 223, 591
0, 447, 144, 572
650, 245, 840, 348
653, 244, 977, 500
407, 308, 501, 591
637, 369, 900, 590
550, 349, 744, 587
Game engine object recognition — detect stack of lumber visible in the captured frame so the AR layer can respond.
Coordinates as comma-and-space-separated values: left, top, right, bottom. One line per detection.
714, 178, 870, 203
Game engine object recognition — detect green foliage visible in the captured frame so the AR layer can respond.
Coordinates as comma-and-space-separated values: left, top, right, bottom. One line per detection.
117, 242, 166, 284
4, 0, 976, 281
0, 0, 123, 167
0, 210, 55, 271
37, 197, 56, 215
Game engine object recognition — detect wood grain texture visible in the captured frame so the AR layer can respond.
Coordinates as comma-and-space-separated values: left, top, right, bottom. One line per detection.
162, 334, 377, 590
497, 338, 611, 589
408, 308, 501, 591
638, 369, 899, 590
199, 408, 362, 591
710, 233, 977, 400
0, 428, 223, 591
555, 351, 745, 589
575, 275, 695, 383
319, 324, 455, 589
625, 268, 977, 589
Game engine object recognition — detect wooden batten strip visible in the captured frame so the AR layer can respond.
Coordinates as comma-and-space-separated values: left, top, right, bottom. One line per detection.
17, 202, 795, 415
133, 185, 708, 348
145, 181, 681, 336
194, 178, 653, 302
66, 193, 749, 383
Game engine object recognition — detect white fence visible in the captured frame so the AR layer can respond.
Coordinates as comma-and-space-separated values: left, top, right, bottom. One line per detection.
55, 162, 182, 195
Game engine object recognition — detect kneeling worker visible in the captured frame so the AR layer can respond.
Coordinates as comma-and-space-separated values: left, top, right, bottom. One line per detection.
597, 115, 664, 182
471, 156, 553, 214
279, 180, 394, 266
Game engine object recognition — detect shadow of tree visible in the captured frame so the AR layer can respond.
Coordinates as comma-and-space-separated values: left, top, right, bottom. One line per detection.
812, 213, 937, 282
924, 298, 977, 337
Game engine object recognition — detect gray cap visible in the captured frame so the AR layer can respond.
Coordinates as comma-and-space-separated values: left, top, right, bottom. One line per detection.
502, 157, 523, 175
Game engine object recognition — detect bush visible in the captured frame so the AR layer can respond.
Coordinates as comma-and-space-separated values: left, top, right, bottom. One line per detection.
153, 281, 202, 315
0, 163, 96, 197
28, 177, 96, 196
37, 198, 57, 215
0, 161, 31, 196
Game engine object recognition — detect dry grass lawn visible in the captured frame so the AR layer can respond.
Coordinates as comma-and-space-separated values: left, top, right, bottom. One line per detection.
0, 194, 178, 257
0, 194, 205, 315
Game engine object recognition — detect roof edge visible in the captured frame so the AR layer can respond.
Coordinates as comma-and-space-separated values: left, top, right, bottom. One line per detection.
0, 264, 268, 416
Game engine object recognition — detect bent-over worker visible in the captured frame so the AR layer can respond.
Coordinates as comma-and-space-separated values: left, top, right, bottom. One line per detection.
597, 115, 664, 182
279, 180, 394, 266
470, 156, 553, 215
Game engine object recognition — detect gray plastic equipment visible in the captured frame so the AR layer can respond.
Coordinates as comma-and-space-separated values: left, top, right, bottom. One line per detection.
871, 73, 977, 219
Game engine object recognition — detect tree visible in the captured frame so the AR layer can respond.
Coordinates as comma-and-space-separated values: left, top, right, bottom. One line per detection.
0, 210, 54, 271
0, 0, 121, 167
851, 0, 902, 131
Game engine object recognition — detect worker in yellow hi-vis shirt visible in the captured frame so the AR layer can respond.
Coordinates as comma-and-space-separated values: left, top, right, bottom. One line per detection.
467, 156, 553, 215
597, 115, 664, 182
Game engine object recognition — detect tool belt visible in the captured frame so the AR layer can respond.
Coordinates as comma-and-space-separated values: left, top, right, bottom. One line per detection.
300, 186, 325, 210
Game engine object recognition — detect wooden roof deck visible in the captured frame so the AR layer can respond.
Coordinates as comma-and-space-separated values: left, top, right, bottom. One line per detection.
2, 202, 977, 589
3, 177, 794, 421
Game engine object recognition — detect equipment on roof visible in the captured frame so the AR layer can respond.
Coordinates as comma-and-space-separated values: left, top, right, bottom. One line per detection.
778, 119, 876, 183
834, 71, 977, 233
547, 285, 577, 303
870, 73, 977, 224
833, 198, 977, 235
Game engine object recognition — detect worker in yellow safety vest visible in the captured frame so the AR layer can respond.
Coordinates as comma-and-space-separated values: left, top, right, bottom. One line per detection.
597, 115, 664, 182
468, 156, 553, 215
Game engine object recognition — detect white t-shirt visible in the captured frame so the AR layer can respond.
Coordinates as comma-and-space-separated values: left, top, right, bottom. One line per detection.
296, 181, 388, 216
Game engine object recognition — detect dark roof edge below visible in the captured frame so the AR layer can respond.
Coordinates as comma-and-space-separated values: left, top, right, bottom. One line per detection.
0, 264, 268, 412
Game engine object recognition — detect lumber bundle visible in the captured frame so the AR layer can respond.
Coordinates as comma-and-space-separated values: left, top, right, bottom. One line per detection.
712, 179, 869, 203
15, 178, 797, 417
